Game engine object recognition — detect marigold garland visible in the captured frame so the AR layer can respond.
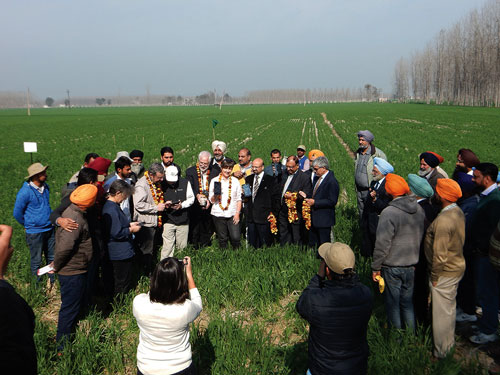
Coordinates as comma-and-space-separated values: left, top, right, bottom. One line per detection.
285, 192, 299, 223
218, 174, 232, 211
302, 203, 311, 230
196, 163, 210, 195
145, 171, 165, 227
268, 213, 278, 235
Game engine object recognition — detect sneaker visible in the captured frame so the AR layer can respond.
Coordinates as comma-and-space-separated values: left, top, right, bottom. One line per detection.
456, 311, 478, 323
470, 331, 499, 345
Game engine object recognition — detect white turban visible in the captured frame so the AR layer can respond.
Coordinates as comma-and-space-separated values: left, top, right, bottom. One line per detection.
212, 140, 227, 153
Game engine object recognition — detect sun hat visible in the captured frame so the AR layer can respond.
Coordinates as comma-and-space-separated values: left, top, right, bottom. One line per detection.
165, 166, 178, 182
26, 163, 49, 179
113, 151, 133, 163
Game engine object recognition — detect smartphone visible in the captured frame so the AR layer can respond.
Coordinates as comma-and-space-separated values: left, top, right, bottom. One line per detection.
214, 181, 222, 195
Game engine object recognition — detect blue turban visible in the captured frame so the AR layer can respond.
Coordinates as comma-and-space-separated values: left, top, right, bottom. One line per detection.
357, 130, 374, 143
408, 174, 434, 198
373, 157, 394, 175
419, 152, 440, 168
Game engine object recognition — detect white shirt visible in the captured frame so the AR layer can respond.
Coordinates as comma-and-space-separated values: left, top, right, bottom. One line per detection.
313, 170, 329, 194
133, 289, 202, 375
181, 181, 195, 209
209, 176, 242, 218
481, 183, 498, 197
29, 181, 45, 194
282, 171, 297, 198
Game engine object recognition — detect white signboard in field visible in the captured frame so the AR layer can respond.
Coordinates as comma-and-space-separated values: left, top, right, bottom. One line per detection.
23, 142, 37, 153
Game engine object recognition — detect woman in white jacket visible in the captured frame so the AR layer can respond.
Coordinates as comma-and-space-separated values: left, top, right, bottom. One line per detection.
133, 256, 202, 375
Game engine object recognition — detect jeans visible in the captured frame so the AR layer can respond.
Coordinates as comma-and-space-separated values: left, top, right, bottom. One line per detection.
212, 216, 240, 249
25, 230, 55, 283
56, 273, 87, 349
382, 266, 415, 330
475, 255, 500, 334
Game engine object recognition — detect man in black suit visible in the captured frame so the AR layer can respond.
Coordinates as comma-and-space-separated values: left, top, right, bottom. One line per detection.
185, 151, 220, 249
245, 158, 280, 248
360, 157, 393, 257
279, 156, 313, 246
304, 156, 340, 248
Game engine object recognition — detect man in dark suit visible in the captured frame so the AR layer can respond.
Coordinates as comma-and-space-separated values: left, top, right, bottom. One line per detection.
245, 158, 280, 248
304, 156, 340, 248
279, 156, 312, 246
185, 151, 220, 249
360, 157, 393, 257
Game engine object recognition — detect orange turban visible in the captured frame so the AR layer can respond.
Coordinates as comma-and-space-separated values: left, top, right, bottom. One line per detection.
436, 178, 462, 203
385, 173, 410, 197
70, 184, 98, 209
308, 149, 325, 160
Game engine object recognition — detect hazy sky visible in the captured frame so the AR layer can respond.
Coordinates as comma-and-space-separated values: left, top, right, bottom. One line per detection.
1, 0, 487, 98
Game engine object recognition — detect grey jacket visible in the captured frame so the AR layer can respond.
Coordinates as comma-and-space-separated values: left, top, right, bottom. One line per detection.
133, 176, 161, 227
372, 195, 425, 270
354, 145, 387, 186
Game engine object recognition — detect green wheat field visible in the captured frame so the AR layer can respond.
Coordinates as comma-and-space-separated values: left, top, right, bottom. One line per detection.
2, 103, 499, 374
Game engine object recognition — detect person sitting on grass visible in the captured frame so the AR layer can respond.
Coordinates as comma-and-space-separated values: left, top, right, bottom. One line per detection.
133, 256, 202, 375
296, 242, 373, 375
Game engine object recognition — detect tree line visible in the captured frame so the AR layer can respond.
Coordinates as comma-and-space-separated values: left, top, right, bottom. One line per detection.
394, 0, 500, 107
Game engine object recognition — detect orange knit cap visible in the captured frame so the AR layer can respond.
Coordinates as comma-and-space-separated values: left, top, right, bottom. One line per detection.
308, 149, 325, 160
70, 184, 98, 209
385, 173, 410, 197
436, 178, 462, 203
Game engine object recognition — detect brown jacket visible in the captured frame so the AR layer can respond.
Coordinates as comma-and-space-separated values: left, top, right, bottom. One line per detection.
424, 205, 465, 283
54, 203, 92, 276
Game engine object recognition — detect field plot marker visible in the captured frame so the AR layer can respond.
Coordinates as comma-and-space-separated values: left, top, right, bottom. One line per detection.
23, 142, 37, 163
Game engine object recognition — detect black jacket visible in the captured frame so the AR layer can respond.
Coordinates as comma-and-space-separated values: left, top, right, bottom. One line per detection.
245, 174, 280, 224
311, 171, 340, 228
296, 274, 373, 375
361, 178, 391, 235
279, 169, 313, 219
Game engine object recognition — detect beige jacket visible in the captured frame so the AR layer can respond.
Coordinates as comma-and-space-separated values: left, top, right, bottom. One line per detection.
133, 176, 161, 227
424, 205, 465, 283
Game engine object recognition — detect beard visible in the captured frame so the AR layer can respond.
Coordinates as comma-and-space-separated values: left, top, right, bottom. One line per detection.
373, 173, 384, 182
215, 154, 224, 161
131, 163, 143, 175
359, 144, 369, 150
418, 167, 432, 177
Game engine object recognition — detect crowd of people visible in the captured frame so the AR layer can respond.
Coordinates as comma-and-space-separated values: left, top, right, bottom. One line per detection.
3, 132, 500, 374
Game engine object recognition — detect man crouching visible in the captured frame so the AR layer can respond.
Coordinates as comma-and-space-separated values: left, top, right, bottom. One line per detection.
296, 242, 373, 375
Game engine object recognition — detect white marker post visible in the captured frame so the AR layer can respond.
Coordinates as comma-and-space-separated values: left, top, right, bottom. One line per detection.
24, 142, 37, 164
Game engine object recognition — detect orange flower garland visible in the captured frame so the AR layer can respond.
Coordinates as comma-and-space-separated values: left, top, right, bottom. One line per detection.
145, 171, 165, 227
285, 192, 299, 223
196, 163, 210, 194
218, 174, 232, 211
268, 213, 278, 235
302, 203, 311, 230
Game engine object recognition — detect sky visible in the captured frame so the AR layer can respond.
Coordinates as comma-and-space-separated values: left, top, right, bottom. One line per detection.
0, 0, 488, 99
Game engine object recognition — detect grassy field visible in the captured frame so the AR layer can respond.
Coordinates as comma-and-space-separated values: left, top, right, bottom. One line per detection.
1, 103, 497, 374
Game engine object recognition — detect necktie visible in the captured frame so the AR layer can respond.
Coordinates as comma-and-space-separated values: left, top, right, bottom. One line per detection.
253, 175, 260, 201
313, 177, 321, 197
272, 164, 276, 176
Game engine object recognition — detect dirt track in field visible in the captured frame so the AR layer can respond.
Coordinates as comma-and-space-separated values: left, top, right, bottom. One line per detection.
321, 112, 355, 160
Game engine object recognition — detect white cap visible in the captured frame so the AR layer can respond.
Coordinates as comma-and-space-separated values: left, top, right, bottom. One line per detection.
113, 151, 133, 163
165, 166, 178, 182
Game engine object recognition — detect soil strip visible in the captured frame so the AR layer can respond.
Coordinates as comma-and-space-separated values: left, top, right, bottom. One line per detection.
321, 112, 355, 160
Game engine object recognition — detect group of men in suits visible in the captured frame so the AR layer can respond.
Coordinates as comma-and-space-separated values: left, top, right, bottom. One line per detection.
184, 143, 340, 249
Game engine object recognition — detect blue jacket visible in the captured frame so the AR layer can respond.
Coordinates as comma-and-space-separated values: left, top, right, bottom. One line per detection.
311, 171, 340, 228
102, 200, 135, 260
13, 182, 52, 234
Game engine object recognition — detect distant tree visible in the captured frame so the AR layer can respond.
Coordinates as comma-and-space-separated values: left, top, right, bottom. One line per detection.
45, 97, 54, 107
96, 98, 106, 106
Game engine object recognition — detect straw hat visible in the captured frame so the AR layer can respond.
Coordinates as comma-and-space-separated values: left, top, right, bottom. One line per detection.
25, 163, 48, 179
